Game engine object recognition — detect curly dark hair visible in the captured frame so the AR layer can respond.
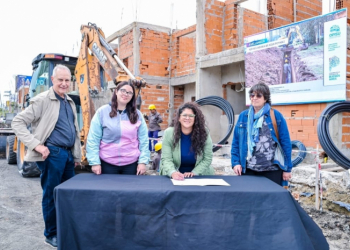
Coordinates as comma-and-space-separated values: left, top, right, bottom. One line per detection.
171, 102, 208, 156
249, 82, 272, 105
109, 80, 138, 124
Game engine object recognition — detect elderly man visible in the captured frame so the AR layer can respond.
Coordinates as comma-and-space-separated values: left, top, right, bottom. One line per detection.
12, 64, 81, 248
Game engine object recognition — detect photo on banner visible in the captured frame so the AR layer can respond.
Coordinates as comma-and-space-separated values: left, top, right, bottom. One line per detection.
244, 9, 347, 105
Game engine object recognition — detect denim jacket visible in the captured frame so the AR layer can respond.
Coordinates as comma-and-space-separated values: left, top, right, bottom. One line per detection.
231, 109, 292, 173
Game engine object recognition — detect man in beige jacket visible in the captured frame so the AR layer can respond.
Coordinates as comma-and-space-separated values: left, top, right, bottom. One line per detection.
12, 65, 81, 248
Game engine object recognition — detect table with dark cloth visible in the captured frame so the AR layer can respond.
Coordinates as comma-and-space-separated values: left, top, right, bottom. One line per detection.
54, 174, 328, 250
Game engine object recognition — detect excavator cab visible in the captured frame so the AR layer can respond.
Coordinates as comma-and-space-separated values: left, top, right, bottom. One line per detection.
30, 54, 77, 96
28, 53, 88, 130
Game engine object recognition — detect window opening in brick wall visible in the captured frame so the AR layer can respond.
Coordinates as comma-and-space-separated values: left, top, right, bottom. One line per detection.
156, 85, 162, 89
336, 0, 343, 9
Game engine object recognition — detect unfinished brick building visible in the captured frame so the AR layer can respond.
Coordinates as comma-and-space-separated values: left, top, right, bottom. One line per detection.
106, 0, 350, 157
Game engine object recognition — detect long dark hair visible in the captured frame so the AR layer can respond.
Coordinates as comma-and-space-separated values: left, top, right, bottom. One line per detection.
109, 80, 138, 124
171, 102, 208, 156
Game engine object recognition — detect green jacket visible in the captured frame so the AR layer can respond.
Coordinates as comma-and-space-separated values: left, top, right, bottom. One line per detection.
159, 127, 214, 177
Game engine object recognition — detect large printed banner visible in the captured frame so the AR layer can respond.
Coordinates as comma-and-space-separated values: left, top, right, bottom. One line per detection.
244, 9, 347, 105
16, 75, 32, 91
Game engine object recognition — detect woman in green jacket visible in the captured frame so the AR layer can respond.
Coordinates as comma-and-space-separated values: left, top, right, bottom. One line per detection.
160, 102, 214, 180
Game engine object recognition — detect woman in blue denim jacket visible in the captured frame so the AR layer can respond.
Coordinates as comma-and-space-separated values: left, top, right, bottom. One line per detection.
231, 83, 292, 185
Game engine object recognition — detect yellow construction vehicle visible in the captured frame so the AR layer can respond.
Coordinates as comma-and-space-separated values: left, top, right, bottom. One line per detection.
7, 23, 146, 176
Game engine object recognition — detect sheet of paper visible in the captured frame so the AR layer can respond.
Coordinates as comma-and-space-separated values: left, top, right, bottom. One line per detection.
171, 179, 230, 186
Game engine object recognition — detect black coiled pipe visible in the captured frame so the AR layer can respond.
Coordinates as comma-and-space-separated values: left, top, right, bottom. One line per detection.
195, 96, 235, 152
317, 101, 350, 169
291, 140, 306, 167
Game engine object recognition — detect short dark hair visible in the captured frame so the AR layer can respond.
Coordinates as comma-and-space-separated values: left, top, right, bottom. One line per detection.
249, 83, 272, 105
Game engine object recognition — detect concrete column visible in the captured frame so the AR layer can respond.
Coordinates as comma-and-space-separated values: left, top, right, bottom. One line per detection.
195, 0, 206, 102
196, 0, 206, 57
168, 85, 174, 124
238, 7, 244, 47
133, 25, 141, 76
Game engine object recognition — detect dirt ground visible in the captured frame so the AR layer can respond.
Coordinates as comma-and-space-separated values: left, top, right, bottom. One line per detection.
0, 158, 52, 250
1, 157, 349, 250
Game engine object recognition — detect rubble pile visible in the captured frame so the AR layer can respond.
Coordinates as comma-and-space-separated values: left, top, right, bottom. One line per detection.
147, 154, 350, 249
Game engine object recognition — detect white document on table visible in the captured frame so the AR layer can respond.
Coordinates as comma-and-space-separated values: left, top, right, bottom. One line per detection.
171, 179, 230, 186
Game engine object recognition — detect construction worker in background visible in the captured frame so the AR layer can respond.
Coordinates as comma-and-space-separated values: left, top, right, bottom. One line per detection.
144, 104, 163, 152
152, 142, 162, 172
283, 59, 292, 83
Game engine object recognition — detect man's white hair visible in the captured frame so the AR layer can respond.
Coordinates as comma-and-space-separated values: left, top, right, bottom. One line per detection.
52, 64, 71, 77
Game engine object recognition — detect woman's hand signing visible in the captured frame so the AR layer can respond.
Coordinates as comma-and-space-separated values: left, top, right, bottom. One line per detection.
171, 171, 184, 180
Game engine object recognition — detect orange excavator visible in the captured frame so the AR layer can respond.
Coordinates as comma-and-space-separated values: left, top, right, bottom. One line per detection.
7, 23, 146, 176
75, 22, 146, 165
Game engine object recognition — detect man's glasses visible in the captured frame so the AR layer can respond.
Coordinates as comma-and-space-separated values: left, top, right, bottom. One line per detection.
181, 114, 195, 118
250, 93, 263, 99
119, 89, 134, 96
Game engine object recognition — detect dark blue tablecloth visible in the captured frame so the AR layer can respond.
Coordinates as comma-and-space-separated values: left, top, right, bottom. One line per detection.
54, 174, 328, 250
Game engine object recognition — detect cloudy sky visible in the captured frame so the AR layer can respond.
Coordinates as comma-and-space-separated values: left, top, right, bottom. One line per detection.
0, 0, 198, 102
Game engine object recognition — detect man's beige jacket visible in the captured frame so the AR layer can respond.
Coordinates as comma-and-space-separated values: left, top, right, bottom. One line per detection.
12, 87, 82, 162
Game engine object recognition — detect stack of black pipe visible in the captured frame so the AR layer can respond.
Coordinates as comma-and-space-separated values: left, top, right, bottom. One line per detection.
317, 101, 350, 169
195, 96, 235, 152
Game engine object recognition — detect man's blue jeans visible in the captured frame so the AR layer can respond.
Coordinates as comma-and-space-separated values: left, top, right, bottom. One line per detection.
148, 130, 159, 151
36, 146, 75, 238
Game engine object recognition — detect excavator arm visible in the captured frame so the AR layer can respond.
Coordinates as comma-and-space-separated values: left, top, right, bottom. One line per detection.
75, 23, 146, 165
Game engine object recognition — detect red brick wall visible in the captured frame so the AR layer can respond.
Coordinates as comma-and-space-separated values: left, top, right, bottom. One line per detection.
205, 0, 224, 54
170, 25, 196, 77
267, 0, 293, 29
118, 30, 134, 74
267, 0, 322, 29
139, 29, 170, 77
341, 0, 350, 149
274, 103, 327, 148
242, 8, 267, 42
173, 86, 185, 113
295, 0, 322, 22
223, 1, 239, 50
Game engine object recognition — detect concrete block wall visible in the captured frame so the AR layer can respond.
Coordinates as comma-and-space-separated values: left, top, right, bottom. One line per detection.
170, 25, 196, 77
